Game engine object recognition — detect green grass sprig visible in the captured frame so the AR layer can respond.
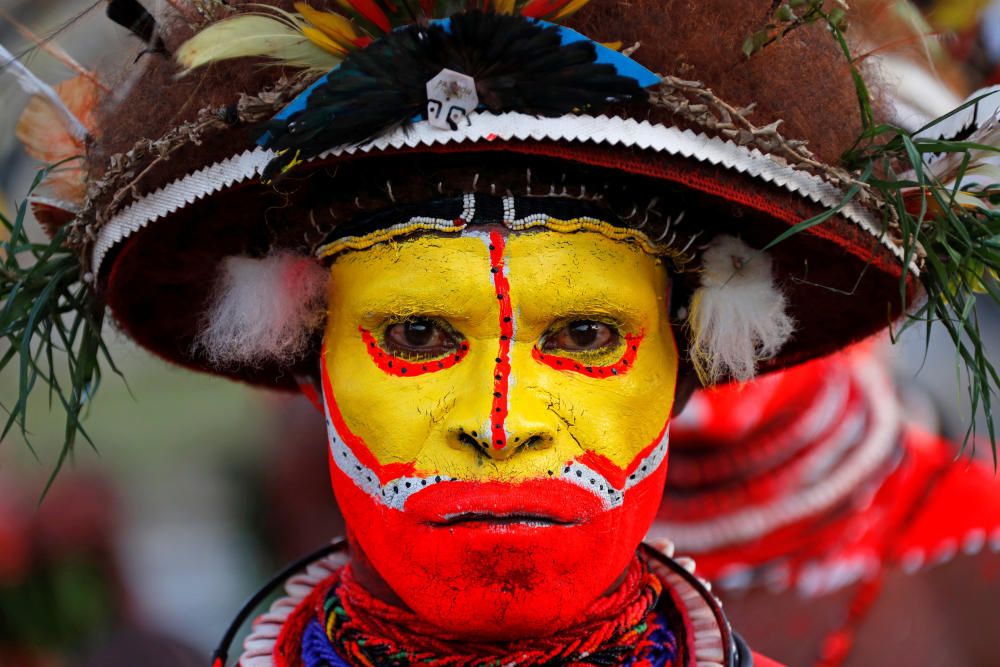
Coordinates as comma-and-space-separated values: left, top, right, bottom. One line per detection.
1, 168, 123, 497
750, 3, 1000, 461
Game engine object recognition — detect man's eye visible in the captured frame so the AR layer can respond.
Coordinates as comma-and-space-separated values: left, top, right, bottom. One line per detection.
384, 318, 458, 358
542, 320, 620, 353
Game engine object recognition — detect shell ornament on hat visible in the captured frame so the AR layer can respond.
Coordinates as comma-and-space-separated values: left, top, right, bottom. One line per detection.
2, 2, 1000, 464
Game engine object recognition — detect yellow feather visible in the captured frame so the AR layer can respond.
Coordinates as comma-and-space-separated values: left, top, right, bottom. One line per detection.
554, 0, 591, 19
494, 0, 517, 14
301, 25, 349, 56
175, 14, 341, 74
294, 2, 359, 48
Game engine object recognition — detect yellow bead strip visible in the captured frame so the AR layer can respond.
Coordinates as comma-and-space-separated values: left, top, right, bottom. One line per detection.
317, 215, 693, 268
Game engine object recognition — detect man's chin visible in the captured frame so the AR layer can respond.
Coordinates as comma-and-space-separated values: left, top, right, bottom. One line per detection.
387, 533, 629, 640
356, 512, 639, 640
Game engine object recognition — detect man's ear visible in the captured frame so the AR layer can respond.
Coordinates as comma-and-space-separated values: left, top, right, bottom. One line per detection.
673, 360, 702, 417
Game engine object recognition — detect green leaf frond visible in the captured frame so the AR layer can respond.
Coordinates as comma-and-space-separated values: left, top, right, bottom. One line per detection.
1, 169, 122, 497
748, 4, 1000, 463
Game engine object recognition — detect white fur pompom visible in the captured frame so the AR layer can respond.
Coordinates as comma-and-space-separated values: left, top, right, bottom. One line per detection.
687, 235, 795, 385
194, 252, 328, 368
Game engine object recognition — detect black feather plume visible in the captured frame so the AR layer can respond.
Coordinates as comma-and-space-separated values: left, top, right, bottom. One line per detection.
261, 11, 647, 181
106, 0, 167, 53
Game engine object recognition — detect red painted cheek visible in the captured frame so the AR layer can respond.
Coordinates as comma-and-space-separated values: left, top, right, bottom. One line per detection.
361, 327, 470, 377
533, 333, 644, 378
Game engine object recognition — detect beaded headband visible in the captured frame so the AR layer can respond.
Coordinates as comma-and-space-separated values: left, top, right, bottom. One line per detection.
316, 194, 695, 263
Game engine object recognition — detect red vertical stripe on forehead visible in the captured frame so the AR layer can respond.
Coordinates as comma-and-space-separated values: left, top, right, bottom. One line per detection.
490, 231, 513, 450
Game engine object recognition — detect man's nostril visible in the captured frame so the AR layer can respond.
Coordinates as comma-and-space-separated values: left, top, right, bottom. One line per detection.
456, 428, 550, 456
522, 435, 547, 449
458, 432, 488, 452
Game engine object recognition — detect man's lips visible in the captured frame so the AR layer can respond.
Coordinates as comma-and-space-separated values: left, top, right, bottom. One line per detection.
430, 512, 578, 527
404, 477, 608, 526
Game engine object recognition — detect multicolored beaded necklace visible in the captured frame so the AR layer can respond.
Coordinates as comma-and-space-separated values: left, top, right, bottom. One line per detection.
300, 558, 677, 667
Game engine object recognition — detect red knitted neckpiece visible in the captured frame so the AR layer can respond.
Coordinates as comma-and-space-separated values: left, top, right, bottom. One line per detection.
323, 556, 667, 663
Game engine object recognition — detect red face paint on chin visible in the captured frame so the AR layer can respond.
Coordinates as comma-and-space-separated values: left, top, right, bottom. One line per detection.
329, 451, 669, 640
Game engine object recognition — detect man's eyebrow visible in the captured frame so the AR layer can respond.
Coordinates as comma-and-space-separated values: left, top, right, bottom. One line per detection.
523, 298, 647, 323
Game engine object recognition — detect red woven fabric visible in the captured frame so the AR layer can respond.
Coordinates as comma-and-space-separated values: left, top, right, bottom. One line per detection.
328, 558, 661, 661
267, 556, 678, 666
668, 377, 869, 522
753, 652, 787, 667
271, 572, 339, 667
890, 430, 1000, 562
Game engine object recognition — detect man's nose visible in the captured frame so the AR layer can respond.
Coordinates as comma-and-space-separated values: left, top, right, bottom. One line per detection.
448, 414, 556, 460
444, 344, 560, 461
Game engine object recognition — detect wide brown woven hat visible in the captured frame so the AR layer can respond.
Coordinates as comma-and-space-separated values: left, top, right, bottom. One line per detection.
19, 0, 923, 393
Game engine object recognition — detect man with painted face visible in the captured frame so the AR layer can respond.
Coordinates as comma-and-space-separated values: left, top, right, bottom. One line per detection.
320, 221, 678, 643
7, 1, 1000, 666
219, 189, 753, 665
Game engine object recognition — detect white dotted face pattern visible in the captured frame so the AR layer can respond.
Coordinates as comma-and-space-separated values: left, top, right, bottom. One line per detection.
325, 408, 453, 511
558, 430, 670, 509
324, 403, 669, 511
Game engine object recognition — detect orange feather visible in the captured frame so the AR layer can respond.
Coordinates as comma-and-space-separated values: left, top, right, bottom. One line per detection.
16, 76, 99, 204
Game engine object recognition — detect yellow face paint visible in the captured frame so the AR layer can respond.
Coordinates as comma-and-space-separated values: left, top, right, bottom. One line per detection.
323, 230, 677, 483
320, 227, 679, 640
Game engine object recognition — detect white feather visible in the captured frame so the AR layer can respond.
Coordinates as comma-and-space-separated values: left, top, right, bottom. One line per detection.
195, 253, 329, 367
0, 42, 88, 142
910, 86, 1000, 187
915, 85, 1000, 145
687, 235, 795, 385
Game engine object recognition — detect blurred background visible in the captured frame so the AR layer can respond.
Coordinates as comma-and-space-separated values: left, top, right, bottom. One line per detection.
1, 6, 342, 664
0, 0, 999, 665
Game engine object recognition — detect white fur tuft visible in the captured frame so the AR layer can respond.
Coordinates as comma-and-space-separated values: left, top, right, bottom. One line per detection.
194, 252, 328, 367
687, 235, 795, 385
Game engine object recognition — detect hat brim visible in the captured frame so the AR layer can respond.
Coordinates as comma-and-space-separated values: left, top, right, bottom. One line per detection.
99, 114, 917, 391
